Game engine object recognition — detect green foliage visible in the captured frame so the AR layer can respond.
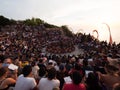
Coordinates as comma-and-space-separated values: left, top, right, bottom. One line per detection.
0, 16, 11, 26
24, 17, 44, 26
24, 19, 33, 25
36, 18, 44, 24
10, 19, 16, 24
44, 22, 58, 28
0, 15, 58, 28
61, 25, 74, 37
24, 17, 58, 28
0, 16, 17, 26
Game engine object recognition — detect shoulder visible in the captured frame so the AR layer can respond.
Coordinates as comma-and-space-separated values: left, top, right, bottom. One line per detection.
79, 83, 86, 89
26, 77, 37, 87
53, 79, 60, 82
63, 83, 72, 87
63, 83, 73, 90
50, 79, 60, 85
4, 78, 16, 85
17, 74, 24, 79
26, 77, 36, 82
39, 78, 47, 84
52, 79, 60, 86
97, 72, 106, 81
34, 66, 39, 69
6, 78, 15, 82
40, 78, 47, 81
63, 83, 86, 90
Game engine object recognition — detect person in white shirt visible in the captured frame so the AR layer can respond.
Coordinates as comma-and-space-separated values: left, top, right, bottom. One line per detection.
38, 67, 60, 90
14, 65, 38, 90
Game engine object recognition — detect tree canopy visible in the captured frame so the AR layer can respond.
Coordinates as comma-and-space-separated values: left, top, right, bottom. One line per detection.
23, 17, 44, 26
61, 25, 74, 37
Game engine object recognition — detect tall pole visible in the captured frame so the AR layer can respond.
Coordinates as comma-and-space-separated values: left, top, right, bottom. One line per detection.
102, 23, 113, 44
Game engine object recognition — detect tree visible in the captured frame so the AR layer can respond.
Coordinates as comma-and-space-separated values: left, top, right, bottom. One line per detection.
35, 18, 44, 25
24, 17, 44, 26
44, 22, 58, 28
61, 25, 74, 37
0, 16, 10, 26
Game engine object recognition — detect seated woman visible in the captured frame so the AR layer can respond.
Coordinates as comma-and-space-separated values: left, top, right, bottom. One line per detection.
62, 71, 86, 90
0, 67, 16, 90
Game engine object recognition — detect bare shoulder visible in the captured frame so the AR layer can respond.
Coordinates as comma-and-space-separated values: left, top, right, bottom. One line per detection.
4, 78, 16, 84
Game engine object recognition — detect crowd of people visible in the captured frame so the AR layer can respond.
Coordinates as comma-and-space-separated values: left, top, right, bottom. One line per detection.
0, 22, 120, 90
0, 23, 76, 59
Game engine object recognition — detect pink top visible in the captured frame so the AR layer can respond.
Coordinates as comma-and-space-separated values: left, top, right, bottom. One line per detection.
63, 83, 86, 90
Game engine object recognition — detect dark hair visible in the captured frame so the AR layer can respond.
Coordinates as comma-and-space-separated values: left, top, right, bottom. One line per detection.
74, 63, 81, 70
31, 61, 35, 67
105, 65, 119, 74
47, 67, 56, 80
83, 60, 88, 66
86, 72, 98, 84
59, 64, 64, 71
0, 55, 5, 63
86, 72, 102, 90
22, 65, 32, 77
71, 71, 82, 85
0, 67, 8, 77
39, 67, 46, 77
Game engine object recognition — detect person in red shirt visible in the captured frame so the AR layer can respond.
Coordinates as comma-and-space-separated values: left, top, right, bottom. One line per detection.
62, 71, 86, 90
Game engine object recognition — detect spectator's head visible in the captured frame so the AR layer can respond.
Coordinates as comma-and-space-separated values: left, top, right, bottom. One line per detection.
4, 57, 12, 64
39, 67, 46, 77
22, 65, 32, 77
31, 61, 35, 67
47, 67, 56, 80
2, 57, 12, 67
0, 55, 5, 63
0, 67, 8, 77
83, 59, 88, 66
74, 63, 81, 70
59, 64, 65, 71
86, 72, 98, 84
71, 71, 82, 85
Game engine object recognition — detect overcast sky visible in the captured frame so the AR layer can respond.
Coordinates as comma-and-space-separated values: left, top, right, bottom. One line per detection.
0, 0, 120, 43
